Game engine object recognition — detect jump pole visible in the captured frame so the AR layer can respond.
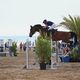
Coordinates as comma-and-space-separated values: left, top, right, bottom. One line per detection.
55, 41, 58, 63
51, 34, 53, 69
25, 39, 29, 69
51, 33, 58, 69
50, 32, 55, 69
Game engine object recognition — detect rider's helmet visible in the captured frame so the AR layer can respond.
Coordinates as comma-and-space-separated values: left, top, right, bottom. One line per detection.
43, 19, 47, 24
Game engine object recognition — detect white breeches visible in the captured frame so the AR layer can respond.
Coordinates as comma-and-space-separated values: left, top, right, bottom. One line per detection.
48, 24, 56, 30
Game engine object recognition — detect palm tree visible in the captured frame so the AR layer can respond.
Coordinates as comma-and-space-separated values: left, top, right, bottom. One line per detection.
60, 15, 80, 53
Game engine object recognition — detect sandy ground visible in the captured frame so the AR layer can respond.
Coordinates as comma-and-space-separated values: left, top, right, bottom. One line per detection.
0, 50, 80, 80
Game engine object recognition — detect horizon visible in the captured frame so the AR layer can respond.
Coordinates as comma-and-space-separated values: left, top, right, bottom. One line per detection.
0, 35, 36, 46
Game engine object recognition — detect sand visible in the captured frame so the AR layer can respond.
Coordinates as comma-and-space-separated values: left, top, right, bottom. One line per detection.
0, 50, 80, 80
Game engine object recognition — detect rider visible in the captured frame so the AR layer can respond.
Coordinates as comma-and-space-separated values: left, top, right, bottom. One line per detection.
43, 19, 57, 31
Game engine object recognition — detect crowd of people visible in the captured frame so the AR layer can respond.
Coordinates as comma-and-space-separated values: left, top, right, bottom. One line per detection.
19, 41, 35, 52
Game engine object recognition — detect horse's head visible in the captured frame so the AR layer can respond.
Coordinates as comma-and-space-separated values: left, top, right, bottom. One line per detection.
29, 24, 48, 37
29, 24, 42, 37
29, 25, 35, 37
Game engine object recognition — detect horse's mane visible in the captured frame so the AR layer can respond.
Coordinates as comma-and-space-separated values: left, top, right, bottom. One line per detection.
33, 24, 44, 29
34, 24, 41, 26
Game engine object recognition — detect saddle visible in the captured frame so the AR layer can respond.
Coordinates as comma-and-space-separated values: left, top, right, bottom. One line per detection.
47, 29, 57, 36
48, 29, 57, 33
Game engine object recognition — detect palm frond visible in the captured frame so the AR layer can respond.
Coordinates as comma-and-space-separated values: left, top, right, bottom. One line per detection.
61, 15, 80, 41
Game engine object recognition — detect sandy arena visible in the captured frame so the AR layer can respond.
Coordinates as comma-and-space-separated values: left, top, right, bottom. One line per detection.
0, 50, 80, 80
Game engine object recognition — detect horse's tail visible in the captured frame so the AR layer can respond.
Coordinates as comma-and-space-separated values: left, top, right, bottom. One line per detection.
70, 32, 77, 47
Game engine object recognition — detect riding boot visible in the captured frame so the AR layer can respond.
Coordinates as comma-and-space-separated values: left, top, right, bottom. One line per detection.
52, 29, 57, 32
49, 29, 57, 34
47, 29, 57, 36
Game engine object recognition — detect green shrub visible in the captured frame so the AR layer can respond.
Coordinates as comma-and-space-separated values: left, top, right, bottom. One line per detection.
69, 47, 80, 61
11, 42, 17, 56
35, 35, 51, 63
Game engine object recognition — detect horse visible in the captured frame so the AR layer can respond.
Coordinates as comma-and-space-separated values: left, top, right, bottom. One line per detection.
29, 24, 77, 47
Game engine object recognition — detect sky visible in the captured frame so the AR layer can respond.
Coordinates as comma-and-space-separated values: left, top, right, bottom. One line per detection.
0, 0, 80, 36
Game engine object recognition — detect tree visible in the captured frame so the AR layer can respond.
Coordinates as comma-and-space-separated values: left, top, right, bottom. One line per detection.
60, 15, 80, 53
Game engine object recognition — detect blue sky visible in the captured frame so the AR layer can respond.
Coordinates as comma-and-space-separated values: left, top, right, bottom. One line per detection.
0, 0, 80, 36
